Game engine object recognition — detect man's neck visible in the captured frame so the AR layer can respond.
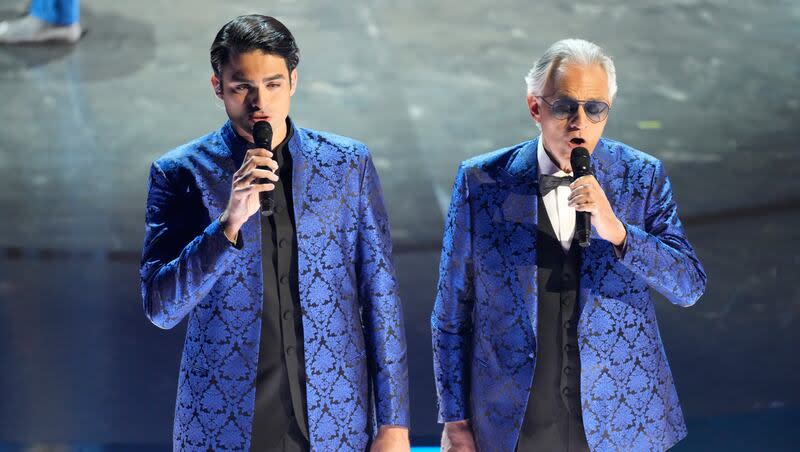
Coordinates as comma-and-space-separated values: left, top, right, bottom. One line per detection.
540, 137, 572, 174
268, 122, 288, 150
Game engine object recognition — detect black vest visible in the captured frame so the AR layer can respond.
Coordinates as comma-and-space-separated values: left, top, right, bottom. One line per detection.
517, 192, 589, 452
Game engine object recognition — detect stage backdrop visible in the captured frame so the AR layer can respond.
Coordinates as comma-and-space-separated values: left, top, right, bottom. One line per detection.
0, 0, 797, 450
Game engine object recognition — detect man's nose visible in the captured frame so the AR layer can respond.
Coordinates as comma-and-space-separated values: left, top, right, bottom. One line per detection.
250, 87, 269, 110
569, 105, 588, 129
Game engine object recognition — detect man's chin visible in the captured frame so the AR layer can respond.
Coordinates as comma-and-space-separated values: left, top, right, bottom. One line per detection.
231, 120, 255, 141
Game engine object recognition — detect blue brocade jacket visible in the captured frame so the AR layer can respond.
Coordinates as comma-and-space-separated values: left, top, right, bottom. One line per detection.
140, 121, 409, 451
432, 137, 706, 451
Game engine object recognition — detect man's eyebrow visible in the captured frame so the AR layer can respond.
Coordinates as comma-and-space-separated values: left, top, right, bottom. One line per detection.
227, 73, 286, 83
229, 72, 253, 83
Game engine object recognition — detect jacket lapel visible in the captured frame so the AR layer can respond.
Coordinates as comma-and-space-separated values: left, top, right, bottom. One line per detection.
287, 122, 308, 225
578, 138, 620, 316
499, 138, 540, 338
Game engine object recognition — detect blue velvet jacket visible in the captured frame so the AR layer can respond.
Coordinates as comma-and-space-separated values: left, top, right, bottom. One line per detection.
140, 121, 409, 450
432, 137, 706, 451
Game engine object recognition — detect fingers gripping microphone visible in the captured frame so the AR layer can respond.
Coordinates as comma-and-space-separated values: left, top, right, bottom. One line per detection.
570, 147, 592, 248
253, 121, 275, 216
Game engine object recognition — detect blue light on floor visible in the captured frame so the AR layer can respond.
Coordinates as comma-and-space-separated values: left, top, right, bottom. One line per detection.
411, 447, 440, 452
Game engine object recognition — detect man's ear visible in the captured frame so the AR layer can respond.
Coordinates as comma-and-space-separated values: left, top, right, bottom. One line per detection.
527, 94, 540, 117
527, 94, 542, 122
211, 74, 223, 99
289, 68, 298, 96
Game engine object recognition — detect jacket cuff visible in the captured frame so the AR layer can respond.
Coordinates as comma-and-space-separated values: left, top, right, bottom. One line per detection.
612, 221, 630, 259
213, 214, 244, 250
206, 217, 244, 253
616, 222, 649, 267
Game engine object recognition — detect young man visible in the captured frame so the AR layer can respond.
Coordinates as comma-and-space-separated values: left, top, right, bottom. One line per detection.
433, 39, 706, 451
140, 15, 409, 451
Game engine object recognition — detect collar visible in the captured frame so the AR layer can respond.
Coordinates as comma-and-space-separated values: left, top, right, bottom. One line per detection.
506, 135, 618, 181
537, 135, 571, 177
221, 117, 295, 167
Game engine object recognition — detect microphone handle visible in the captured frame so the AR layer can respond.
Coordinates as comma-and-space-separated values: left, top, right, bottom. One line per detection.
256, 140, 275, 217
576, 211, 591, 248
574, 169, 591, 248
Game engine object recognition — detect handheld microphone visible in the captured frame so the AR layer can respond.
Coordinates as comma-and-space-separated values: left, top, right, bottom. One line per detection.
253, 121, 275, 216
570, 147, 592, 248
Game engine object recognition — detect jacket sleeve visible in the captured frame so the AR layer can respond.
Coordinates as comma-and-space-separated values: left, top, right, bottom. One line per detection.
431, 163, 474, 422
356, 149, 410, 428
617, 160, 707, 306
139, 160, 242, 329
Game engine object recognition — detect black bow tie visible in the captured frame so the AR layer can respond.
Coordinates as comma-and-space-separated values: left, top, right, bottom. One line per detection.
538, 174, 573, 196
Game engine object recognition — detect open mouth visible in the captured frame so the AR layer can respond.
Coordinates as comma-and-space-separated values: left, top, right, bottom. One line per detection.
569, 137, 586, 146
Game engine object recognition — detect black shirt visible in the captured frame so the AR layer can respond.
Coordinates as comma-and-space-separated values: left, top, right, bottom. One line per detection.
222, 120, 309, 451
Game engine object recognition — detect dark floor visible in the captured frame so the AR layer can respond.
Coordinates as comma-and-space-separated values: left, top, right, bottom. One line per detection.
0, 0, 798, 449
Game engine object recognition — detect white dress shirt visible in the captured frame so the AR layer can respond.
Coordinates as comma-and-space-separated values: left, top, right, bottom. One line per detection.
537, 136, 575, 252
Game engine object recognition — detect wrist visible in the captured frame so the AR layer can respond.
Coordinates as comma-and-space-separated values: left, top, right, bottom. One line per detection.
444, 419, 471, 432
377, 425, 409, 438
611, 218, 627, 247
219, 211, 242, 243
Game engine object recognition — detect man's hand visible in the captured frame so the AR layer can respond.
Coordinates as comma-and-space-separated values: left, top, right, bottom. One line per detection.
219, 147, 278, 241
441, 420, 476, 452
370, 425, 410, 452
568, 175, 627, 247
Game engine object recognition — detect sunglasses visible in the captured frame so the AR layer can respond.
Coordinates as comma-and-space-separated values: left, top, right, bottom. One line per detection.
537, 96, 610, 123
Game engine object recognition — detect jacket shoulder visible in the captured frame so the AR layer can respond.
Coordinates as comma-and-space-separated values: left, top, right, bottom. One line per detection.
152, 130, 222, 176
460, 140, 533, 172
601, 138, 663, 173
298, 127, 370, 159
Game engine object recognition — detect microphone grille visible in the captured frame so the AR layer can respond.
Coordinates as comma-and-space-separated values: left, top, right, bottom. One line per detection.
570, 146, 591, 177
252, 121, 273, 146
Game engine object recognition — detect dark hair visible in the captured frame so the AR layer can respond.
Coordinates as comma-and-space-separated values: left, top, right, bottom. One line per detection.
210, 15, 300, 79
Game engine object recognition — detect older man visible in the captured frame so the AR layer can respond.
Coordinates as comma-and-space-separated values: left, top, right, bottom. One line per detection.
432, 39, 706, 451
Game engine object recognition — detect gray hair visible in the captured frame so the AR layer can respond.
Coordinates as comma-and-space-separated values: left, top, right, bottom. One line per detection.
524, 38, 617, 99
